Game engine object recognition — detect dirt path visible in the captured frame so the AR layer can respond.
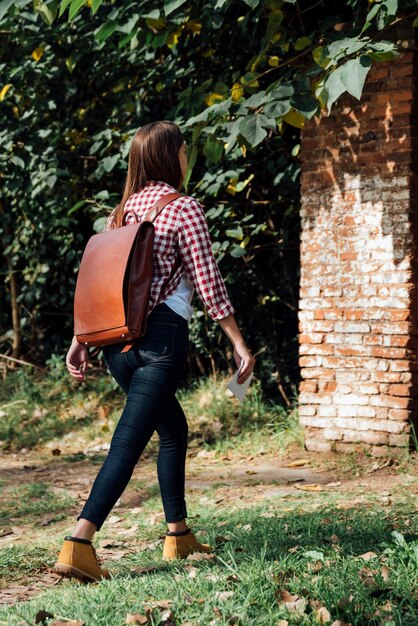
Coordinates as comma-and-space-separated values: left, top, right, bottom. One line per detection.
0, 447, 417, 606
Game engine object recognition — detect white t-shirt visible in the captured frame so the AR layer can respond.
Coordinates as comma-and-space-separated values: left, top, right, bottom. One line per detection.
163, 274, 194, 322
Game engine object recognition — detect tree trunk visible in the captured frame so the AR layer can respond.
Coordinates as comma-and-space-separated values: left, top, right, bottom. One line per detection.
7, 256, 21, 360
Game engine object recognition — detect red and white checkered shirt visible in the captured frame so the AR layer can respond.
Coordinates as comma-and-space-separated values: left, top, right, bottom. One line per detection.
105, 180, 235, 321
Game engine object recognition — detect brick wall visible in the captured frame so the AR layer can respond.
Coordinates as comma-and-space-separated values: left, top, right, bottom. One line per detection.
298, 34, 418, 455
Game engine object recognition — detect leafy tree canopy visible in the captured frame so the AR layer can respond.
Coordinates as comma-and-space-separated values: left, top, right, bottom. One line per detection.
0, 0, 416, 395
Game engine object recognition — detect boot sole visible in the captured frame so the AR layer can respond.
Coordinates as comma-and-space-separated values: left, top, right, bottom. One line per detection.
53, 562, 101, 583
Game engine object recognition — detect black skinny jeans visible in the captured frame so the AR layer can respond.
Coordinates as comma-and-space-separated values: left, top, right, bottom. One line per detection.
78, 303, 189, 531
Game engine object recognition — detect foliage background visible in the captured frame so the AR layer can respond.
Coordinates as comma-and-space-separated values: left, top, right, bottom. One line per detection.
0, 0, 415, 402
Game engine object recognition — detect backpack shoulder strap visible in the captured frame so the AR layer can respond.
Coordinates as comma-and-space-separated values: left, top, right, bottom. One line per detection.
142, 192, 182, 223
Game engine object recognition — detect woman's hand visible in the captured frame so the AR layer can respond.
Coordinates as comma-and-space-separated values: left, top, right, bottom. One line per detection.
233, 342, 255, 385
66, 336, 89, 381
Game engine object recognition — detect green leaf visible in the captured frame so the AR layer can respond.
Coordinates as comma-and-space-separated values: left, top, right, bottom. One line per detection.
263, 100, 291, 118
95, 20, 117, 43
38, 1, 59, 26
324, 66, 345, 110
68, 0, 86, 20
238, 114, 268, 147
312, 46, 331, 69
226, 226, 244, 239
0, 0, 15, 21
183, 143, 198, 190
294, 36, 311, 51
58, 0, 72, 17
67, 199, 86, 215
203, 136, 224, 163
10, 155, 25, 168
91, 0, 103, 14
230, 245, 246, 258
164, 0, 187, 16
290, 94, 318, 119
340, 55, 372, 100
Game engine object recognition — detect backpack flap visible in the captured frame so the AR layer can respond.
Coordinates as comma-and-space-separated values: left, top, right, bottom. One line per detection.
74, 222, 149, 346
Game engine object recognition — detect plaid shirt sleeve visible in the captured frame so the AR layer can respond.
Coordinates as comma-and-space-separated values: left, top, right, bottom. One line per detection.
177, 198, 235, 321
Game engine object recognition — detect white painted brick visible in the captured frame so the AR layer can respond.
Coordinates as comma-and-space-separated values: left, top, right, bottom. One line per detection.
356, 406, 376, 417
298, 405, 317, 416
337, 405, 359, 418
332, 394, 370, 405
304, 439, 333, 452
334, 322, 371, 333
299, 392, 332, 405
334, 418, 405, 433
318, 405, 338, 417
343, 430, 389, 445
323, 428, 343, 440
299, 416, 335, 428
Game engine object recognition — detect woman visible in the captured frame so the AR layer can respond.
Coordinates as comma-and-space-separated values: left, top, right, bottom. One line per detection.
54, 120, 255, 582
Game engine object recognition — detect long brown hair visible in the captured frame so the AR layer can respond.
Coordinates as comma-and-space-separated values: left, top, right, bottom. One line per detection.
110, 120, 184, 228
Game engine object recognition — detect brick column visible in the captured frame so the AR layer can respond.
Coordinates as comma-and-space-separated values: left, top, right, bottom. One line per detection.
298, 36, 418, 455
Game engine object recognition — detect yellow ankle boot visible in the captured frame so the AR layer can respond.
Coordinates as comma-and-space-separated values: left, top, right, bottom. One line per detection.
53, 536, 111, 582
162, 528, 212, 560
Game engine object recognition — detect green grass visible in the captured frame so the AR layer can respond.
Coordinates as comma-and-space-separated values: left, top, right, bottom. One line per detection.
0, 497, 416, 626
0, 482, 76, 527
0, 355, 118, 451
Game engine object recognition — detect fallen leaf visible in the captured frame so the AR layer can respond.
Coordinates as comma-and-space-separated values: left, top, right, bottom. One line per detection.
326, 481, 342, 487
286, 459, 310, 467
337, 594, 354, 610
129, 566, 160, 576
358, 551, 378, 561
214, 590, 234, 601
276, 589, 299, 603
358, 566, 378, 588
187, 551, 214, 561
277, 621, 289, 626
381, 565, 390, 581
187, 567, 198, 578
50, 621, 85, 626
314, 606, 331, 623
284, 598, 307, 615
107, 515, 121, 525
294, 483, 324, 492
158, 609, 176, 625
125, 614, 148, 625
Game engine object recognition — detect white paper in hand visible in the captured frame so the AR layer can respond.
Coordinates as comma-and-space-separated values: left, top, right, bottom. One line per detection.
227, 363, 254, 403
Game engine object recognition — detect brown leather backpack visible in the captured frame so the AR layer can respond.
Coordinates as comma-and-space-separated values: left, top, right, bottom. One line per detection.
73, 192, 181, 352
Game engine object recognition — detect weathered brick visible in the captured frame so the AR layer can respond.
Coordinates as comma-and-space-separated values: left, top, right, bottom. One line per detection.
388, 432, 410, 446
298, 44, 416, 454
298, 405, 317, 416
369, 394, 410, 409
323, 428, 343, 441
298, 333, 324, 344
304, 439, 333, 452
388, 384, 410, 396
318, 405, 338, 417
301, 367, 335, 380
388, 408, 410, 421
299, 381, 318, 393
343, 430, 389, 445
